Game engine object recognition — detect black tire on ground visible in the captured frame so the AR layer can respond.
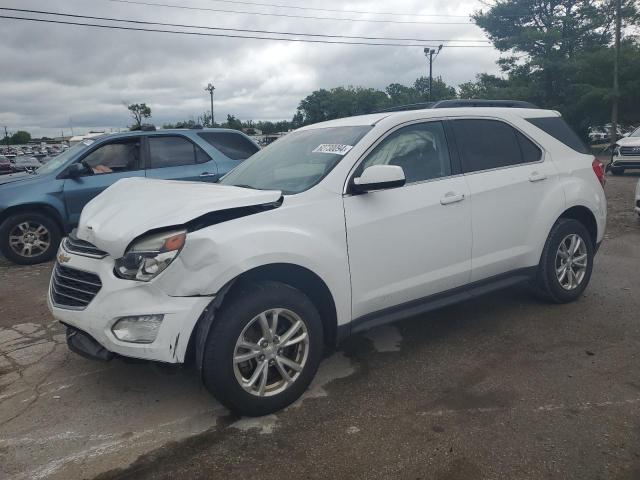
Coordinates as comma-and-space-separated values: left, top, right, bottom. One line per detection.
0, 212, 61, 265
200, 280, 324, 416
535, 218, 594, 303
610, 166, 625, 175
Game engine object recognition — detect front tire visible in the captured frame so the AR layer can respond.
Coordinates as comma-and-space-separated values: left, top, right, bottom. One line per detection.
535, 218, 594, 303
201, 281, 324, 416
0, 212, 61, 265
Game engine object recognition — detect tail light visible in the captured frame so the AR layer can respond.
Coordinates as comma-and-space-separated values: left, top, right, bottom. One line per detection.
592, 158, 605, 187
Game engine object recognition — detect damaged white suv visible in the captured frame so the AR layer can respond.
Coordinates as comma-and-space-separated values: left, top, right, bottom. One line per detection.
49, 105, 607, 416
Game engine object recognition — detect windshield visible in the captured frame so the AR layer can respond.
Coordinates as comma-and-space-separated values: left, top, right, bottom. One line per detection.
219, 126, 372, 194
36, 141, 93, 175
630, 127, 640, 138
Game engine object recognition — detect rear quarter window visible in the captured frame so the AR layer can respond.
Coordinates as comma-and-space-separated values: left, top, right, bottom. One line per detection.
197, 132, 259, 160
526, 117, 589, 154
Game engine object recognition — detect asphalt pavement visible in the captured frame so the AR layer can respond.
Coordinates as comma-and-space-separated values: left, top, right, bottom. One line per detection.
1, 172, 639, 480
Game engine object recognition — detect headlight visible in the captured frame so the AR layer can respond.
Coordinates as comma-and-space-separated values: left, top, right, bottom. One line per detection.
114, 229, 186, 281
613, 145, 620, 157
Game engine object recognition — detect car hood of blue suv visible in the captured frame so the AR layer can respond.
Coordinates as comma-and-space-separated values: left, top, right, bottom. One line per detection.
0, 172, 33, 186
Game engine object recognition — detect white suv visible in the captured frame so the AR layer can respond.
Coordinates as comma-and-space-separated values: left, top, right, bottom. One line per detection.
48, 107, 607, 416
610, 126, 640, 175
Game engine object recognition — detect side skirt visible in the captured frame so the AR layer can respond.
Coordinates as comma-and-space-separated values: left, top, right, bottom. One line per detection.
350, 267, 537, 335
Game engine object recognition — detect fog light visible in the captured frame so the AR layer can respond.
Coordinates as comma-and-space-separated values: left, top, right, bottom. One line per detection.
111, 315, 164, 343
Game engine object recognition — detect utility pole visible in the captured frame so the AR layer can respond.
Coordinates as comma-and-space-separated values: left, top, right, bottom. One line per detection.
4, 126, 8, 147
424, 45, 443, 102
610, 0, 622, 145
205, 83, 215, 126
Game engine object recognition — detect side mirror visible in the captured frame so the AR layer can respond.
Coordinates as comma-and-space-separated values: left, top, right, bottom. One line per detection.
64, 162, 90, 178
351, 165, 406, 194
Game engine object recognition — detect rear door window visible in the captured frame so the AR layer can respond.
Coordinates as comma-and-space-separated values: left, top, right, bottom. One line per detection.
525, 117, 589, 154
148, 136, 203, 168
451, 119, 541, 173
197, 132, 259, 160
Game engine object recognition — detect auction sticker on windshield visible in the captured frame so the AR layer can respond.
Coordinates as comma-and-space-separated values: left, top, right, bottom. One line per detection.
312, 144, 354, 155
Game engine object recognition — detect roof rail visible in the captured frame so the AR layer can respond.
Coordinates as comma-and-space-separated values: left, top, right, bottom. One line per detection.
375, 99, 538, 114
432, 99, 538, 109
375, 102, 435, 113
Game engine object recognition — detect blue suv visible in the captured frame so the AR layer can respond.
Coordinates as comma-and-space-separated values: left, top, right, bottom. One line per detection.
0, 128, 259, 265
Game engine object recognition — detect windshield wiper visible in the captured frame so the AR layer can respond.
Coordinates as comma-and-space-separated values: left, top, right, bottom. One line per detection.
233, 184, 259, 190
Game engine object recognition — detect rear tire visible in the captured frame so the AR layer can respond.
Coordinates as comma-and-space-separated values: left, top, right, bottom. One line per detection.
0, 212, 61, 265
534, 218, 594, 303
201, 281, 324, 416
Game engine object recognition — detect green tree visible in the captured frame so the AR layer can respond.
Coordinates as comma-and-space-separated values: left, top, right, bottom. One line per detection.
127, 103, 152, 130
10, 130, 31, 145
385, 82, 419, 105
224, 115, 243, 131
412, 76, 457, 102
470, 0, 639, 135
295, 86, 389, 125
473, 0, 638, 105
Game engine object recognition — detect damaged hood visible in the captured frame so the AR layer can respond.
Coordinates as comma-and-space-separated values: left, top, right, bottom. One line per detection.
76, 177, 282, 257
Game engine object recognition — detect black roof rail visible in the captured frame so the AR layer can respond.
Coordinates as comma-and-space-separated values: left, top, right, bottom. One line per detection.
432, 99, 538, 109
375, 102, 435, 113
375, 99, 539, 114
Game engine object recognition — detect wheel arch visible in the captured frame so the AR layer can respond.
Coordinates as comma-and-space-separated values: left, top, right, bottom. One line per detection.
187, 262, 340, 371
558, 205, 598, 247
0, 203, 66, 233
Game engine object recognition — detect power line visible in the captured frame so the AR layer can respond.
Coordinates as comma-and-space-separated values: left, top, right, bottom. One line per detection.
201, 0, 471, 18
105, 0, 475, 25
0, 14, 494, 47
0, 8, 491, 43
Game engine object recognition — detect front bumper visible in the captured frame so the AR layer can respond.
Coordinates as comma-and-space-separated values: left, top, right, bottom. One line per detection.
611, 155, 640, 169
47, 246, 213, 363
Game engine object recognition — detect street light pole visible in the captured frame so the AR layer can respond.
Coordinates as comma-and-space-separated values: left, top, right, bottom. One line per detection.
610, 0, 621, 146
424, 45, 443, 102
205, 83, 215, 127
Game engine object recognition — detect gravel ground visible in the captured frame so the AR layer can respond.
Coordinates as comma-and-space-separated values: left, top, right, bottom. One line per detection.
1, 172, 639, 480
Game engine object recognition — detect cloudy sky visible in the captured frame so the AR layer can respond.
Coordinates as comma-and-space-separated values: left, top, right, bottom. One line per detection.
0, 0, 501, 137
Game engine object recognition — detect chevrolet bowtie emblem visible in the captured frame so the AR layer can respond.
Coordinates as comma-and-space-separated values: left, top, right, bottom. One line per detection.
57, 253, 71, 264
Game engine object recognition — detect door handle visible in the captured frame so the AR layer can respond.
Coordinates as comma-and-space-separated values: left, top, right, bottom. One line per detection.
529, 171, 547, 182
199, 172, 218, 178
440, 192, 465, 205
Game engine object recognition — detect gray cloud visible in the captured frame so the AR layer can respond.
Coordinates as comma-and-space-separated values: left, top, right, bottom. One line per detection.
0, 0, 500, 137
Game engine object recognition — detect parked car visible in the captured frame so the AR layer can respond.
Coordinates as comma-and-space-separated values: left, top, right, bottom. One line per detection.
10, 156, 41, 173
0, 128, 259, 264
0, 155, 12, 175
609, 126, 640, 174
635, 179, 640, 217
49, 106, 606, 416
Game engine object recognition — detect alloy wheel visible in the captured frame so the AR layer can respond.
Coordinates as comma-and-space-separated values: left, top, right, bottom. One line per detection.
555, 233, 588, 290
233, 308, 310, 397
8, 221, 51, 258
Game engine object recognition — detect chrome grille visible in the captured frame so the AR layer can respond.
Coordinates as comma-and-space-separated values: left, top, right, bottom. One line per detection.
51, 263, 102, 309
63, 230, 108, 258
619, 146, 640, 156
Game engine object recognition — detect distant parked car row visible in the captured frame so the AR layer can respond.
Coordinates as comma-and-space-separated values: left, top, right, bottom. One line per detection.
0, 154, 48, 174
